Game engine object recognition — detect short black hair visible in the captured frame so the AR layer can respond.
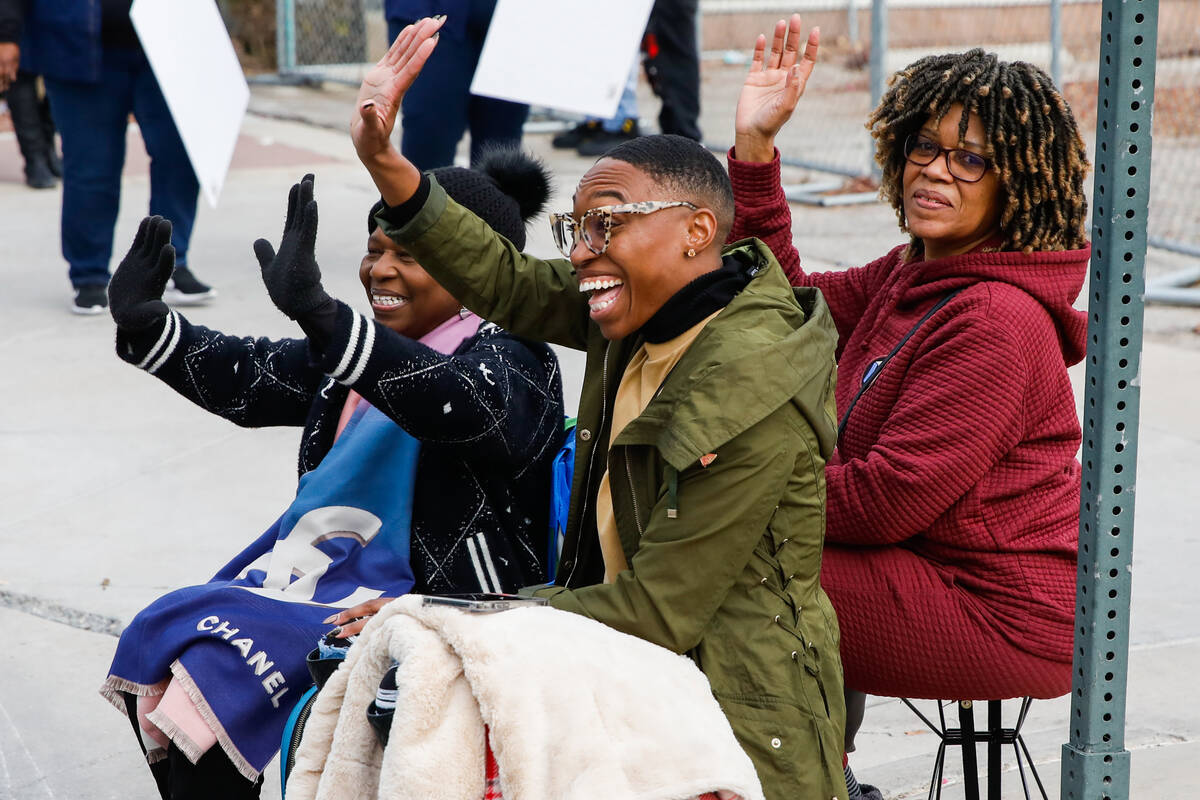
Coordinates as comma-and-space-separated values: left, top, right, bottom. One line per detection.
602, 134, 735, 243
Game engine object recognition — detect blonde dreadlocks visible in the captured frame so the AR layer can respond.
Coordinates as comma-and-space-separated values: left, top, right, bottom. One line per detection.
868, 49, 1089, 254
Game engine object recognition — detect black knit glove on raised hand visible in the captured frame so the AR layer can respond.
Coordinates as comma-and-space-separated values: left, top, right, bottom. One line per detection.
253, 173, 332, 321
109, 215, 174, 332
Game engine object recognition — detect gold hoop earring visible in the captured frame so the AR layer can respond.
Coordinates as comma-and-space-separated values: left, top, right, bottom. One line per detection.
686, 248, 696, 258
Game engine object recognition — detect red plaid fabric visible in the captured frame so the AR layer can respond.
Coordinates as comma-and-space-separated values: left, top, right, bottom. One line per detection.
483, 729, 503, 800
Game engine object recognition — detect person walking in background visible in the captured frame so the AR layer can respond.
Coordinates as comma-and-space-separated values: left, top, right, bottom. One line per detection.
0, 0, 60, 189
645, 0, 702, 141
382, 0, 527, 170
19, 0, 216, 314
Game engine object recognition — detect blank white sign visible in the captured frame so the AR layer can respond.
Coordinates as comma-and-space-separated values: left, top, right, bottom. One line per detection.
130, 0, 250, 207
470, 0, 654, 119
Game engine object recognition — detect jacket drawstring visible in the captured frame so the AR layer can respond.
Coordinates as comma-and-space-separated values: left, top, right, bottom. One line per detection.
666, 466, 679, 519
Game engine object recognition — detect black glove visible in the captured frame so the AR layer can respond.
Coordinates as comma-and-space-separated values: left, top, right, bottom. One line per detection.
253, 173, 332, 321
109, 215, 174, 331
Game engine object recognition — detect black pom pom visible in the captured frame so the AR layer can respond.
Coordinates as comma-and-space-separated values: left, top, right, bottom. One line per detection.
474, 147, 552, 221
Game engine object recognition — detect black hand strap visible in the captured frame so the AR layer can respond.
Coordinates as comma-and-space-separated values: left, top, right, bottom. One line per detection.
837, 289, 964, 444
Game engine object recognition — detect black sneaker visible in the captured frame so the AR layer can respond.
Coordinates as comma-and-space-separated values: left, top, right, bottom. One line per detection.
551, 120, 600, 150
71, 285, 108, 316
365, 663, 399, 747
164, 265, 217, 305
576, 118, 640, 157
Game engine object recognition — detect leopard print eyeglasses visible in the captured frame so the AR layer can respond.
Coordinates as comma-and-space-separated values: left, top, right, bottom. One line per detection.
549, 201, 698, 258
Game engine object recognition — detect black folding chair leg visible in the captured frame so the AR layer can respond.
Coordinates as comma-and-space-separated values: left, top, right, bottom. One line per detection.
959, 701, 981, 800
1016, 728, 1052, 800
988, 700, 1002, 800
931, 740, 947, 800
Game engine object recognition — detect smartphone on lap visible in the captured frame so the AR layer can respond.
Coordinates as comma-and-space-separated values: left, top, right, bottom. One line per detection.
421, 593, 548, 613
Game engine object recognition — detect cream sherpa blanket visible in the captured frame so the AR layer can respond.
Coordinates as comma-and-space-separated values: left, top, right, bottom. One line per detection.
286, 595, 765, 800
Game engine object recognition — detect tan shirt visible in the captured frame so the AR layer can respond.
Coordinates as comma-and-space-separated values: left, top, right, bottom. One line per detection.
595, 311, 722, 582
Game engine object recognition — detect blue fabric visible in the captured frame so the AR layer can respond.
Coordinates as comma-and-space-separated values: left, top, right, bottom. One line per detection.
386, 0, 528, 170
20, 0, 103, 82
106, 404, 421, 776
547, 424, 576, 583
383, 0, 469, 41
43, 47, 199, 287
597, 62, 641, 132
279, 684, 320, 798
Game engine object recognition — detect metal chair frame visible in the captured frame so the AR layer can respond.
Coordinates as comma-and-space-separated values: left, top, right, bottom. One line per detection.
900, 698, 1050, 800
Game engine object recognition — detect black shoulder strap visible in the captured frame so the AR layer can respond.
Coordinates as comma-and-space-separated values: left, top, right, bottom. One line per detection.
837, 288, 964, 443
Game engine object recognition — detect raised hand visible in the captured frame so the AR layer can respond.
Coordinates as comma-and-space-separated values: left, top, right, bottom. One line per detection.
252, 174, 331, 321
351, 16, 445, 163
109, 216, 174, 331
734, 15, 819, 163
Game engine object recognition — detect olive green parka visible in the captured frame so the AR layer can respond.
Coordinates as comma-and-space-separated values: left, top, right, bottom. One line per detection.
379, 176, 848, 800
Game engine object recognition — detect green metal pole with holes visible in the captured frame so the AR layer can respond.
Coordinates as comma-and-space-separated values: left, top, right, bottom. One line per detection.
1061, 1, 1158, 798
276, 0, 297, 76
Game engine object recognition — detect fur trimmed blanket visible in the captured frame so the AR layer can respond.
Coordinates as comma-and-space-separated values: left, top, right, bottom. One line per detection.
287, 595, 764, 800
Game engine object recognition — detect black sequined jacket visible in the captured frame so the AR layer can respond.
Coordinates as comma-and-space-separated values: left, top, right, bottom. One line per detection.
116, 301, 564, 594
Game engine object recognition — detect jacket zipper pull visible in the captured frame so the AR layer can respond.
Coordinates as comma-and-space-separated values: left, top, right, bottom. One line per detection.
666, 466, 679, 519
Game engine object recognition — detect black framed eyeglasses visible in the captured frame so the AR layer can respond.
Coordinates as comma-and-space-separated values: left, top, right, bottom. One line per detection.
903, 133, 993, 183
549, 200, 698, 258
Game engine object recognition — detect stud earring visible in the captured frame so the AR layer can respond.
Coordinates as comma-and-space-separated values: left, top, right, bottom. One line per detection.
686, 248, 696, 258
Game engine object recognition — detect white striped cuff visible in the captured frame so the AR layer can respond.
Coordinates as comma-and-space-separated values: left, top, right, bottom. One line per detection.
329, 312, 376, 386
136, 310, 182, 374
466, 534, 503, 593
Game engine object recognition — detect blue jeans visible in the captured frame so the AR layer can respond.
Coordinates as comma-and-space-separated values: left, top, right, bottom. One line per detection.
387, 6, 529, 170
593, 61, 640, 133
44, 48, 199, 288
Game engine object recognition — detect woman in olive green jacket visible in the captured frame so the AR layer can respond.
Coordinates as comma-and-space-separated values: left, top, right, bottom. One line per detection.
346, 19, 848, 798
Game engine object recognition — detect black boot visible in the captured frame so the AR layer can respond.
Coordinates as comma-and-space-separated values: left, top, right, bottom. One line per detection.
38, 91, 61, 177
167, 742, 262, 800
23, 153, 55, 189
7, 71, 57, 189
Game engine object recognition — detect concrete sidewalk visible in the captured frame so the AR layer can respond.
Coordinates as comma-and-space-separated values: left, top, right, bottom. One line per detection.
0, 78, 1197, 799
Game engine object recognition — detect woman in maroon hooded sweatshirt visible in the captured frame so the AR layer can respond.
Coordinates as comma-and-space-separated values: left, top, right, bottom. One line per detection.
727, 18, 1091, 797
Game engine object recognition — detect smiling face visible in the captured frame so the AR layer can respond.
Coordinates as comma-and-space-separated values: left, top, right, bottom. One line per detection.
569, 158, 716, 340
359, 227, 460, 339
902, 103, 1003, 261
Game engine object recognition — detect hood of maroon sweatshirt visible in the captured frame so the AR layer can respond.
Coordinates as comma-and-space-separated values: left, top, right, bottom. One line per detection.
891, 243, 1091, 366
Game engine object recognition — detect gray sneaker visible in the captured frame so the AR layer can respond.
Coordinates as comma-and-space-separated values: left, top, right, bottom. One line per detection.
164, 265, 217, 305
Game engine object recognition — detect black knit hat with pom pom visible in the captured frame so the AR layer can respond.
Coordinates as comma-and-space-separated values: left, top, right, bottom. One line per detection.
369, 147, 551, 250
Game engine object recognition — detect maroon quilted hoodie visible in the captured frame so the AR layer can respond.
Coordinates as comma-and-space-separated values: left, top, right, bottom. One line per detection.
728, 151, 1086, 683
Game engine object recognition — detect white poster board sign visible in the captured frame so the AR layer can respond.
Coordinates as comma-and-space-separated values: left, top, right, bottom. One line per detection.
130, 0, 250, 207
470, 0, 654, 120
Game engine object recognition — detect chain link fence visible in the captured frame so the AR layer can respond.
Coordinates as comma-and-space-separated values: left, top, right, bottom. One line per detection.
276, 0, 388, 84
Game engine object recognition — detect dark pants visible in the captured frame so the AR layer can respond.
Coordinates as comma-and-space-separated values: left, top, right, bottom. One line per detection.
121, 695, 261, 800
6, 70, 56, 171
44, 47, 199, 288
645, 0, 702, 141
386, 0, 529, 171
844, 687, 867, 753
